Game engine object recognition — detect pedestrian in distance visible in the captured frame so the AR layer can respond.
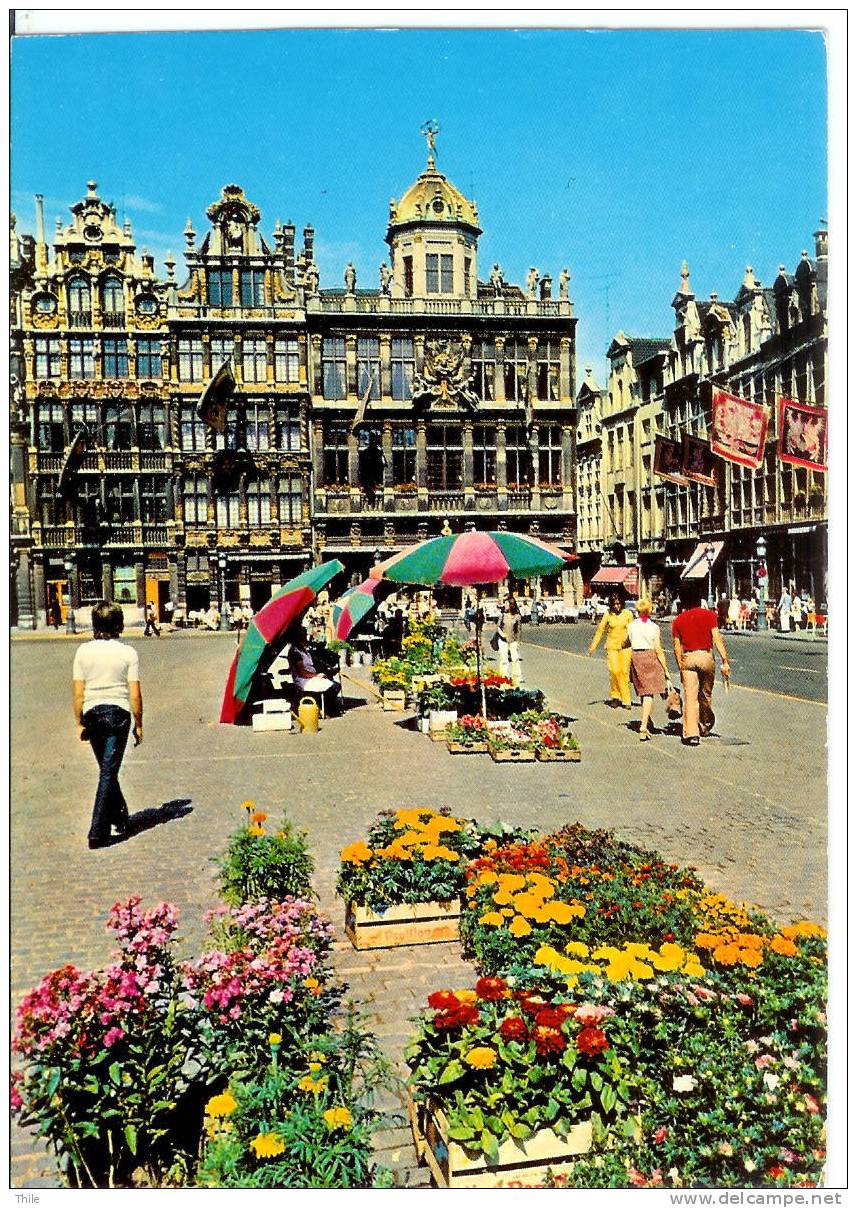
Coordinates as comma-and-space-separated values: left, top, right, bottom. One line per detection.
463, 594, 475, 634
628, 597, 671, 741
143, 601, 161, 638
588, 591, 633, 709
72, 601, 143, 849
671, 583, 730, 747
777, 586, 793, 633
496, 595, 523, 685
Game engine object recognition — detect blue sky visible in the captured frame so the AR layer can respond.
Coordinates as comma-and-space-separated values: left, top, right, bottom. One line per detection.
11, 26, 827, 379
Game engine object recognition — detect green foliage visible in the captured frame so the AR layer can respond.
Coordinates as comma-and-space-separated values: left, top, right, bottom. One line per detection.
217, 813, 314, 906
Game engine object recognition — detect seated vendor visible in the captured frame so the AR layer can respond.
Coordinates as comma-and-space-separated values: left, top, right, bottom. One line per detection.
285, 625, 342, 716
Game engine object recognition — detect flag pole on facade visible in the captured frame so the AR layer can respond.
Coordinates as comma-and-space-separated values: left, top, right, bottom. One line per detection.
351, 365, 379, 434
197, 359, 236, 433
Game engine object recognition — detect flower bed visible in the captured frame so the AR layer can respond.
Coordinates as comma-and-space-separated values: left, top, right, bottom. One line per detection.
414, 823, 829, 1188
12, 803, 394, 1188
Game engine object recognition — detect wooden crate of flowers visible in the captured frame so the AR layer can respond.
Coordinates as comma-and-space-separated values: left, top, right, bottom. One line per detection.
337, 808, 481, 950
405, 978, 629, 1188
381, 688, 407, 712
534, 715, 581, 761
446, 715, 490, 755
487, 720, 536, 762
451, 824, 828, 1189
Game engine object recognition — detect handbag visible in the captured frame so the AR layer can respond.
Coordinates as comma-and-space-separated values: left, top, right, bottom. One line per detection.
489, 629, 501, 653
664, 683, 682, 719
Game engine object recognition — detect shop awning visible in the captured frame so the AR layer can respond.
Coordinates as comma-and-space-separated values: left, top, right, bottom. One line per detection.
590, 565, 640, 593
681, 541, 725, 580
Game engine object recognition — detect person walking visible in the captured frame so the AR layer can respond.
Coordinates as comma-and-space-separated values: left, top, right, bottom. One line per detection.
143, 601, 161, 637
72, 600, 143, 849
727, 592, 741, 632
671, 584, 730, 747
588, 591, 633, 708
777, 586, 793, 633
496, 595, 523, 685
628, 597, 671, 741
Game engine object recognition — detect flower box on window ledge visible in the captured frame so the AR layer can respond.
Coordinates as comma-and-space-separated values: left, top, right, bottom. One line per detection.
325, 486, 351, 514
395, 485, 419, 511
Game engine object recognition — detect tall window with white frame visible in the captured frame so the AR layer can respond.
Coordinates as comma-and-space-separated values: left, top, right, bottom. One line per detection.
274, 335, 300, 384
34, 336, 61, 379
392, 425, 416, 485
215, 405, 240, 451
178, 336, 204, 382
505, 424, 531, 489
242, 335, 268, 384
357, 337, 381, 399
246, 478, 271, 526
106, 477, 136, 523
208, 269, 233, 307
182, 474, 209, 526
322, 338, 346, 400
240, 268, 265, 307
471, 340, 495, 400
102, 336, 129, 378
426, 423, 463, 492
140, 475, 169, 523
101, 275, 125, 327
138, 401, 166, 450
323, 420, 350, 485
105, 403, 134, 450
68, 276, 91, 327
180, 403, 208, 451
276, 401, 302, 451
210, 334, 234, 373
536, 341, 561, 401
472, 424, 497, 486
37, 401, 66, 451
538, 424, 563, 486
390, 337, 414, 401
245, 399, 270, 451
278, 474, 303, 525
504, 339, 529, 402
136, 336, 162, 379
216, 487, 241, 528
68, 337, 95, 379
425, 251, 453, 294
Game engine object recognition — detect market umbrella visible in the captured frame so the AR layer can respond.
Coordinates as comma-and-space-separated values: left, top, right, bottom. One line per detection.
331, 577, 386, 641
369, 531, 575, 716
219, 559, 344, 724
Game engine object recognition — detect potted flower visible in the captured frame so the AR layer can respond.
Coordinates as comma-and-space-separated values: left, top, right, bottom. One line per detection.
337, 808, 483, 949
327, 638, 354, 670
405, 977, 636, 1187
419, 682, 457, 739
446, 714, 490, 755
486, 719, 537, 762
533, 713, 581, 762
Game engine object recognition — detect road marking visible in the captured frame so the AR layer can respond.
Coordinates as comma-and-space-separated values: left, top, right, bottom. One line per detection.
527, 640, 827, 706
778, 665, 821, 674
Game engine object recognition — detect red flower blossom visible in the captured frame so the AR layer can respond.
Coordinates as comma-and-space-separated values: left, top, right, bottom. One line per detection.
534, 1006, 567, 1030
628, 1168, 647, 1187
517, 993, 550, 1018
576, 1025, 609, 1057
475, 976, 509, 1002
652, 1126, 668, 1144
433, 1004, 480, 1031
767, 1165, 786, 1180
534, 1025, 567, 1056
499, 1014, 529, 1042
427, 990, 460, 1010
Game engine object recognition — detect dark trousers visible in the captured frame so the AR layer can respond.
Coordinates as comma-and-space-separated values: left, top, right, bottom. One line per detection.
85, 705, 131, 841
143, 617, 160, 636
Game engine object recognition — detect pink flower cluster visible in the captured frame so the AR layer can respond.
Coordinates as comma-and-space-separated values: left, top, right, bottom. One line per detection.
182, 900, 329, 1025
13, 900, 181, 1060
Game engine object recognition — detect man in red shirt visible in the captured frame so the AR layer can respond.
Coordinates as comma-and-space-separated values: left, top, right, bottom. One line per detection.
671, 584, 730, 746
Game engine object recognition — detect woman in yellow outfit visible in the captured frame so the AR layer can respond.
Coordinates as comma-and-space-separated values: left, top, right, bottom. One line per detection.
588, 592, 633, 708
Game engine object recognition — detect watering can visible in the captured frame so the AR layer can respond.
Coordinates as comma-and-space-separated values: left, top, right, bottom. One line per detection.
297, 696, 320, 734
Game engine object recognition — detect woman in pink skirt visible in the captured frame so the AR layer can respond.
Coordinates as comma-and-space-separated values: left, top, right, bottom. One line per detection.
628, 597, 672, 741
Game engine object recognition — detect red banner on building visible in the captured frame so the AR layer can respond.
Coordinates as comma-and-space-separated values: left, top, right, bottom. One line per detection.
680, 434, 716, 485
653, 435, 689, 484
710, 390, 769, 469
777, 397, 828, 472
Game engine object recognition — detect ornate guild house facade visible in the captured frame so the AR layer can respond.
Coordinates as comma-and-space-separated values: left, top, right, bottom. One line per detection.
10, 148, 579, 627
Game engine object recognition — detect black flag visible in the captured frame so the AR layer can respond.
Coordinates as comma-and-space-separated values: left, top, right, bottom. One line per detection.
197, 359, 236, 433
57, 428, 88, 500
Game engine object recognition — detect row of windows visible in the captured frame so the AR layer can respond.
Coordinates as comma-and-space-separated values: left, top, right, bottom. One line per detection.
34, 400, 302, 453
39, 473, 304, 527
320, 421, 563, 488
35, 336, 163, 380
207, 269, 266, 307
319, 337, 562, 402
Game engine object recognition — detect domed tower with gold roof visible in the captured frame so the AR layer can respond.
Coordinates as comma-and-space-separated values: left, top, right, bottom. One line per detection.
385, 124, 481, 300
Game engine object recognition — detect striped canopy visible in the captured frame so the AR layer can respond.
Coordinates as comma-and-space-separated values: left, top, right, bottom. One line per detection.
369, 530, 574, 587
219, 560, 344, 724
331, 577, 385, 641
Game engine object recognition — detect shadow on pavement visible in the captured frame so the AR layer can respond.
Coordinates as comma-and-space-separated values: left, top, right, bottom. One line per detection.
339, 696, 368, 714
117, 798, 194, 843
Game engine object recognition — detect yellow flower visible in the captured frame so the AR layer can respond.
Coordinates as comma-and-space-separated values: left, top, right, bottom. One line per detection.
781, 921, 826, 940
268, 1033, 283, 1047
682, 959, 707, 979
543, 900, 585, 925
205, 1091, 237, 1118
340, 840, 374, 864
564, 940, 590, 958
297, 1074, 328, 1094
464, 1046, 497, 1069
394, 808, 433, 829
309, 1050, 327, 1064
241, 799, 255, 812
398, 829, 427, 847
770, 934, 799, 957
478, 911, 505, 927
648, 943, 687, 973
509, 915, 532, 938
250, 1132, 286, 1158
304, 976, 321, 995
455, 989, 478, 1004
247, 824, 265, 837
476, 870, 499, 886
323, 1106, 353, 1131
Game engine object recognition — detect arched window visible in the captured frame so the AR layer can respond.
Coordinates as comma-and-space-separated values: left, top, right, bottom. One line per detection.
68, 276, 91, 327
101, 276, 125, 327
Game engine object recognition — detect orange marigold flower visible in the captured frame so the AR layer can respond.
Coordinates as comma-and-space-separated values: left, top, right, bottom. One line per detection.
734, 933, 765, 950
247, 824, 265, 837
781, 921, 826, 940
770, 934, 799, 957
740, 948, 764, 968
250, 810, 268, 824
694, 933, 722, 950
464, 1046, 497, 1069
340, 841, 374, 864
713, 944, 741, 965
509, 915, 533, 938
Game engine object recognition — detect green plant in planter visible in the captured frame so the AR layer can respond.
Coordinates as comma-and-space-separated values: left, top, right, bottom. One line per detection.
418, 682, 454, 714
327, 639, 352, 656
196, 1008, 394, 1188
217, 805, 314, 906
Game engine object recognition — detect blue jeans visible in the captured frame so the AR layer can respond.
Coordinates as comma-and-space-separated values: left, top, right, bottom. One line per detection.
85, 705, 131, 842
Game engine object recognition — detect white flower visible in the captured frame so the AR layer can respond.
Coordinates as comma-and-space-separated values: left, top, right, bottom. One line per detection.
269, 989, 284, 1004
763, 1072, 780, 1091
744, 1158, 757, 1173
672, 1074, 697, 1093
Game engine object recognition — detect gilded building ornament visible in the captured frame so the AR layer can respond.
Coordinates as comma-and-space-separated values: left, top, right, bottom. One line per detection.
410, 338, 479, 412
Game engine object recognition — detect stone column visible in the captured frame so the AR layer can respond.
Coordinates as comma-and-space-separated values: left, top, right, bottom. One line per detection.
382, 420, 394, 487
347, 432, 360, 488
345, 335, 358, 400
496, 423, 508, 496
494, 336, 506, 403
175, 551, 187, 609
527, 337, 539, 402
14, 548, 35, 629
416, 420, 427, 489
559, 336, 574, 402
102, 560, 114, 601
379, 333, 392, 399
463, 420, 475, 492
312, 418, 324, 486
414, 334, 426, 378
310, 335, 323, 397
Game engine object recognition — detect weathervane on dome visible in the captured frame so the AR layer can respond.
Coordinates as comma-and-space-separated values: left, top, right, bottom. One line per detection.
420, 118, 440, 165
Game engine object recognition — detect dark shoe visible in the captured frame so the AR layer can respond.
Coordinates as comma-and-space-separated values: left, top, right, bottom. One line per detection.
88, 835, 112, 849
681, 737, 700, 747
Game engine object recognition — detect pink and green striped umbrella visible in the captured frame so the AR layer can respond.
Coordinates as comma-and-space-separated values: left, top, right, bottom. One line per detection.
368, 530, 574, 587
220, 560, 344, 724
331, 577, 385, 641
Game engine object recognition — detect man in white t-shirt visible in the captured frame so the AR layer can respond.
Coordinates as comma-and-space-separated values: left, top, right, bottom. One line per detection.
72, 601, 143, 849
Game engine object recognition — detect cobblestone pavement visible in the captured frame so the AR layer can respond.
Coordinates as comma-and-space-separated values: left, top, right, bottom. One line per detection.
10, 633, 828, 1187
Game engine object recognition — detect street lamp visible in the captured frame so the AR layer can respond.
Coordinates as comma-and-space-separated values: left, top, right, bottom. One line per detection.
63, 557, 76, 634
217, 552, 230, 631
703, 542, 715, 608
755, 535, 768, 631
